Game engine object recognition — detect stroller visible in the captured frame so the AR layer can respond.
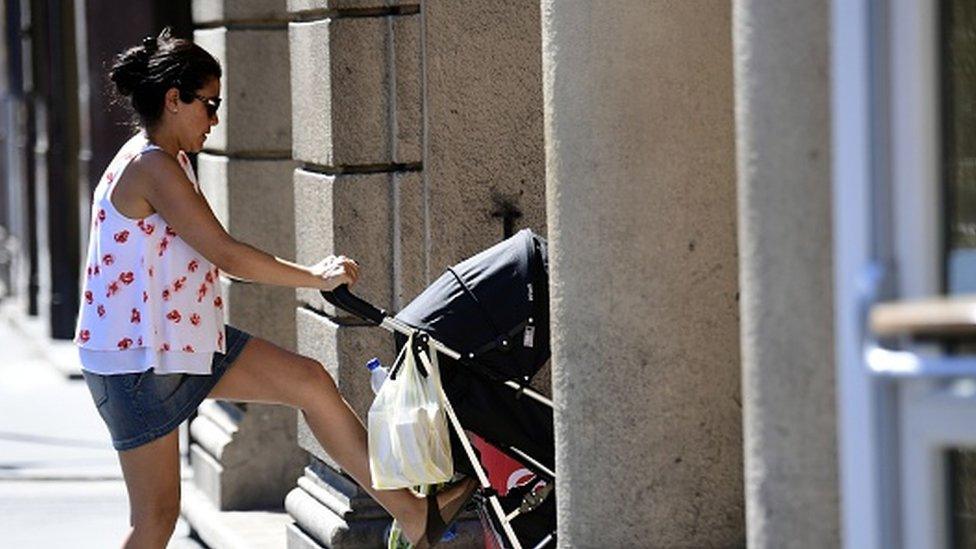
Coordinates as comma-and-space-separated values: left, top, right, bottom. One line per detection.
322, 229, 556, 549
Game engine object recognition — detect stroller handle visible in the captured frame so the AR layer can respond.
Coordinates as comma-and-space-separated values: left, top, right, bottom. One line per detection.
320, 285, 387, 326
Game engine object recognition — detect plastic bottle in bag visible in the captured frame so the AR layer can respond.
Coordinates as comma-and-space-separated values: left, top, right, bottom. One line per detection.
366, 357, 388, 394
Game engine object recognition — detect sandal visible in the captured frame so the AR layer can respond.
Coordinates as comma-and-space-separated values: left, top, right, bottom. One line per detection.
413, 478, 480, 548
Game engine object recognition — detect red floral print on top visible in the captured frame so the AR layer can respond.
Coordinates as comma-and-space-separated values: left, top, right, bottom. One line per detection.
75, 134, 225, 371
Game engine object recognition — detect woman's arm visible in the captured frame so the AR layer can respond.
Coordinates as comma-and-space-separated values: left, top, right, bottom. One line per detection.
134, 152, 358, 290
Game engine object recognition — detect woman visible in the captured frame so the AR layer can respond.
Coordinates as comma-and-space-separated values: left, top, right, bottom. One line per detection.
75, 29, 474, 548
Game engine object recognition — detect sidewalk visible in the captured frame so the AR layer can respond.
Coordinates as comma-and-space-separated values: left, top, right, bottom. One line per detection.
0, 299, 201, 548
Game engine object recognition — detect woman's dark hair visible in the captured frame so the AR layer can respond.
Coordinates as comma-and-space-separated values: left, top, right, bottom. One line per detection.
109, 28, 222, 128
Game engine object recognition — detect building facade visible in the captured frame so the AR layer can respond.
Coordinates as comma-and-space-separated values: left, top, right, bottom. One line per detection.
7, 0, 976, 548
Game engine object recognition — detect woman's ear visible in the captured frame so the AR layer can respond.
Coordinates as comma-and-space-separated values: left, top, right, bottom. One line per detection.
164, 87, 181, 114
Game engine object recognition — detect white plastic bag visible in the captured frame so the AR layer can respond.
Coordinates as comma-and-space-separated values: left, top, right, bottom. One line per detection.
368, 333, 453, 490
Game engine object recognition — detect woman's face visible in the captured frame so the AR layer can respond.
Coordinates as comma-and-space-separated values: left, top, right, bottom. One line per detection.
176, 77, 220, 153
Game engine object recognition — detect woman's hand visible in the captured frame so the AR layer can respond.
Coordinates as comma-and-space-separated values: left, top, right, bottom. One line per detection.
310, 255, 360, 291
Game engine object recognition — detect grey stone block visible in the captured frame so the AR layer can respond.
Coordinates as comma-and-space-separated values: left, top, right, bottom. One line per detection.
422, 0, 547, 273
289, 15, 421, 167
293, 168, 393, 314
181, 483, 293, 549
394, 171, 426, 309
223, 279, 298, 352
285, 460, 483, 549
294, 307, 393, 469
198, 154, 298, 259
285, 458, 389, 548
197, 153, 299, 348
287, 0, 415, 13
392, 15, 422, 164
192, 0, 290, 24
296, 306, 394, 418
298, 459, 387, 519
190, 401, 307, 511
194, 28, 292, 154
285, 495, 389, 549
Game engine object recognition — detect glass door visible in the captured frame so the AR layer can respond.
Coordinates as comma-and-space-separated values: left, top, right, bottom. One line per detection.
835, 1, 976, 548
941, 1, 976, 546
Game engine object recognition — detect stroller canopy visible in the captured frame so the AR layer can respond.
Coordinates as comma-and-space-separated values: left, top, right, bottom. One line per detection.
396, 229, 550, 382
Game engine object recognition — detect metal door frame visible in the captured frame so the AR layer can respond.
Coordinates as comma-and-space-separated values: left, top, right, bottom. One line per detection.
834, 1, 976, 547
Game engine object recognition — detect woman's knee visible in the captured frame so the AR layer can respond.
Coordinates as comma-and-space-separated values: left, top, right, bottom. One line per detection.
293, 358, 338, 409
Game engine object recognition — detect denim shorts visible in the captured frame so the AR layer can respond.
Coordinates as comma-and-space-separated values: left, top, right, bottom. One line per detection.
81, 325, 252, 451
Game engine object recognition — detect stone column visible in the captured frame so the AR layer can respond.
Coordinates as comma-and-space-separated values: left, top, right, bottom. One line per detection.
285, 4, 429, 547
733, 1, 838, 547
286, 1, 546, 547
182, 2, 306, 542
541, 2, 743, 547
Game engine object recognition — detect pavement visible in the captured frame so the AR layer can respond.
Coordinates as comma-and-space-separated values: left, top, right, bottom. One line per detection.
0, 299, 202, 548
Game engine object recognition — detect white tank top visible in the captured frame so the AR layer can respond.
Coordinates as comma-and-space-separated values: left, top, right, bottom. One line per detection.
75, 133, 226, 375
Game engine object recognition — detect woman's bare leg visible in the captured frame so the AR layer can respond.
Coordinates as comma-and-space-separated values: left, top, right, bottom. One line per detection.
117, 429, 182, 548
208, 336, 474, 544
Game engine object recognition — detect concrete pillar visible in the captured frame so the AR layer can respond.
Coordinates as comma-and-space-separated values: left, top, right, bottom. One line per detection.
733, 2, 838, 547
182, 3, 306, 545
286, 4, 434, 547
286, 0, 546, 546
541, 2, 742, 547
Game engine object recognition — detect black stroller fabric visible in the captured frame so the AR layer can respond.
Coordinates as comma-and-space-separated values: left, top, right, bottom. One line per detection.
394, 229, 555, 547
395, 229, 553, 472
396, 228, 551, 383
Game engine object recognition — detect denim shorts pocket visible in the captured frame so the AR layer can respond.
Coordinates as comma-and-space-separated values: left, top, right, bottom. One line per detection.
129, 369, 154, 392
82, 371, 109, 408
152, 373, 188, 403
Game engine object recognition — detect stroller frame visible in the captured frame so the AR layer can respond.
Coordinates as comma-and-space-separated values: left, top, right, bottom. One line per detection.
322, 286, 555, 549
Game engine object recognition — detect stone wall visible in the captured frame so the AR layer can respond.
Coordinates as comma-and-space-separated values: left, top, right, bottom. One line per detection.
185, 0, 306, 521
286, 1, 546, 546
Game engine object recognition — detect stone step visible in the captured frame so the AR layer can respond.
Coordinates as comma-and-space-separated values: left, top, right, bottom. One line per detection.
181, 482, 293, 549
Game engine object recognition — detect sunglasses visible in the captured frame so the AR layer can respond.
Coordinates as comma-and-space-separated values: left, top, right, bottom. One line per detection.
193, 94, 221, 118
